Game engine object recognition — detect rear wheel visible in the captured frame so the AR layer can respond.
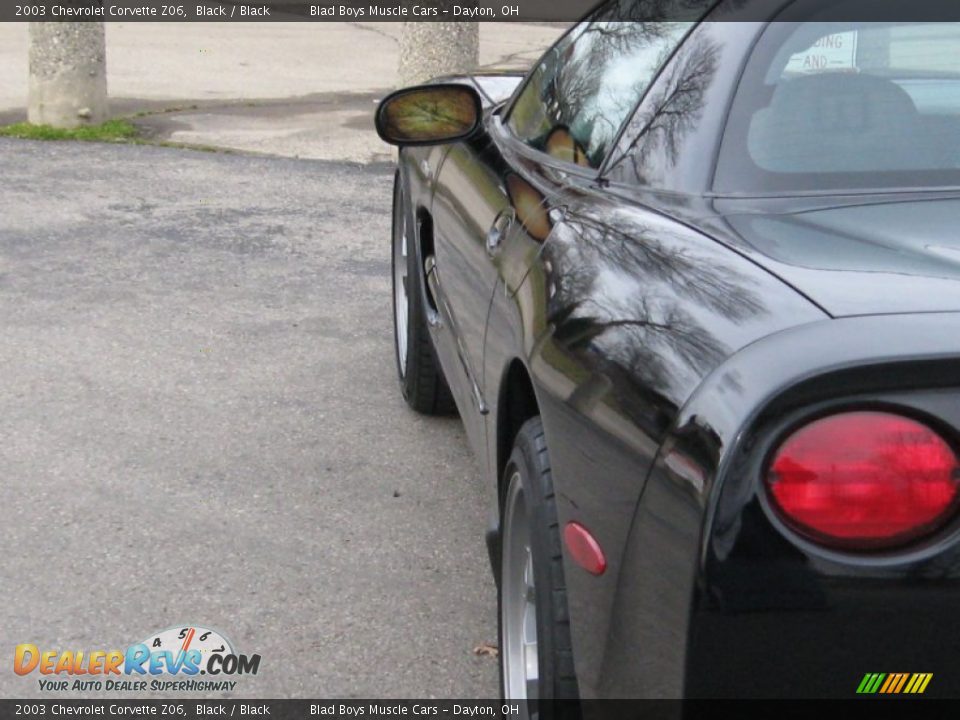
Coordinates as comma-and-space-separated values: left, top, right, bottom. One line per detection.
499, 417, 579, 718
391, 170, 455, 415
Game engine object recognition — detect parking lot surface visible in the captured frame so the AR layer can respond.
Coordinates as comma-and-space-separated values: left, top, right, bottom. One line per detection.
0, 138, 497, 698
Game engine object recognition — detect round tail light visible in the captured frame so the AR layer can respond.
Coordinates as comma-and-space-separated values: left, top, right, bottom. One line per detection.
765, 411, 960, 549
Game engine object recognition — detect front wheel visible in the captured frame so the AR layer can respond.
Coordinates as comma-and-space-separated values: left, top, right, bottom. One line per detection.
499, 417, 579, 718
391, 170, 455, 416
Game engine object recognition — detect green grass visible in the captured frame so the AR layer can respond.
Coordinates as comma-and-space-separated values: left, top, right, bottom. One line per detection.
0, 115, 230, 154
0, 118, 139, 142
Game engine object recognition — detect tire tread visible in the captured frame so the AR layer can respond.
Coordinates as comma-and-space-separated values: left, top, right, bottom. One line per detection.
501, 417, 580, 708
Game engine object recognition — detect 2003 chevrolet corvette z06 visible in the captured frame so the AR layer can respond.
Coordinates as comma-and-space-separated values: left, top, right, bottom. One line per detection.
376, 0, 960, 702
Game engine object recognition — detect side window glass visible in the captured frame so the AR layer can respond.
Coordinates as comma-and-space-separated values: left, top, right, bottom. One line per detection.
506, 13, 696, 169
603, 27, 725, 188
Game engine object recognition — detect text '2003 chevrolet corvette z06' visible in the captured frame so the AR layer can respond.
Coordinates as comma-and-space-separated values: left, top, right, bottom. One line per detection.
376, 0, 960, 705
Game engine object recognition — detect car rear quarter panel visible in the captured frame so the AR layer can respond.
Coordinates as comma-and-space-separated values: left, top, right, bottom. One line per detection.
600, 312, 960, 697
484, 189, 826, 698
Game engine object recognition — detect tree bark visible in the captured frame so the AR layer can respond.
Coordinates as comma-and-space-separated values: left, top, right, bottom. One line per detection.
398, 22, 479, 87
28, 22, 108, 128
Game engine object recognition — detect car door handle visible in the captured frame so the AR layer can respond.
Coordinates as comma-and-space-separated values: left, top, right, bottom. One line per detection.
486, 209, 515, 257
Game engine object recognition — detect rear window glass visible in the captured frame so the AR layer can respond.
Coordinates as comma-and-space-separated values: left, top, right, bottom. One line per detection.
716, 15, 960, 193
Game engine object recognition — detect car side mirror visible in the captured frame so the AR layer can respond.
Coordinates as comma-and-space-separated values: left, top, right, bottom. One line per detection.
375, 83, 483, 146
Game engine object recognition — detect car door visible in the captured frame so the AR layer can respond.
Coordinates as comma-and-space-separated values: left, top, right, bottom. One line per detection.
481, 13, 709, 449
428, 135, 517, 428
479, 10, 723, 697
429, 8, 702, 464
427, 26, 585, 458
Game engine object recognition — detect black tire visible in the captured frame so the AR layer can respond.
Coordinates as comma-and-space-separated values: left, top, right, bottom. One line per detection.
391, 170, 456, 416
499, 417, 580, 718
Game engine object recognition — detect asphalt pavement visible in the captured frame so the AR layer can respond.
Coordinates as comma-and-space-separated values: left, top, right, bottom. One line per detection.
0, 18, 566, 700
0, 139, 498, 698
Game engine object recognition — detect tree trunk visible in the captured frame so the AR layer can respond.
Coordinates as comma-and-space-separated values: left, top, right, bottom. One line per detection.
28, 22, 108, 128
398, 21, 479, 87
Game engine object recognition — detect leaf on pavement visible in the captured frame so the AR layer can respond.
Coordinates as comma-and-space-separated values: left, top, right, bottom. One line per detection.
472, 643, 499, 658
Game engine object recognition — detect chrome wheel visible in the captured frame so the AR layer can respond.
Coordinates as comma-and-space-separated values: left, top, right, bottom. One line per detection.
502, 470, 539, 703
392, 187, 409, 378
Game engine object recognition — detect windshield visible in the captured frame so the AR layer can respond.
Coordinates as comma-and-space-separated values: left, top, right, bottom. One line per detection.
716, 18, 960, 193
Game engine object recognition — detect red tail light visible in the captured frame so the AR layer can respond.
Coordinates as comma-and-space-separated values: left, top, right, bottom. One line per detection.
765, 411, 960, 549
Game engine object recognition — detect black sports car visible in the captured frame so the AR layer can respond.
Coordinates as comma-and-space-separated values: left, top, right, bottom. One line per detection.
376, 0, 960, 701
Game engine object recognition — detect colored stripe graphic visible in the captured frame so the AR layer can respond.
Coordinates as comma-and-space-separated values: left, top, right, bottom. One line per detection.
858, 673, 932, 694
879, 674, 896, 693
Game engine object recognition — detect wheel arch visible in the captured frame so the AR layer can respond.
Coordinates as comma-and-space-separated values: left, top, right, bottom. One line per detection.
495, 358, 542, 505
397, 149, 438, 294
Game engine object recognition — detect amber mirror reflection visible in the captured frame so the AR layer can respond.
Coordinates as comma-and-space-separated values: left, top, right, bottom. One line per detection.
376, 84, 482, 146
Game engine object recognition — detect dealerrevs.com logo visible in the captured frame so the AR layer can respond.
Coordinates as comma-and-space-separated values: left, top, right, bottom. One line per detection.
14, 625, 261, 693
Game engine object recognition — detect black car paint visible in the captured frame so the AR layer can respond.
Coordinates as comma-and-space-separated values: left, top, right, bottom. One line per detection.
393, 11, 960, 699
631, 316, 960, 698
709, 195, 960, 316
